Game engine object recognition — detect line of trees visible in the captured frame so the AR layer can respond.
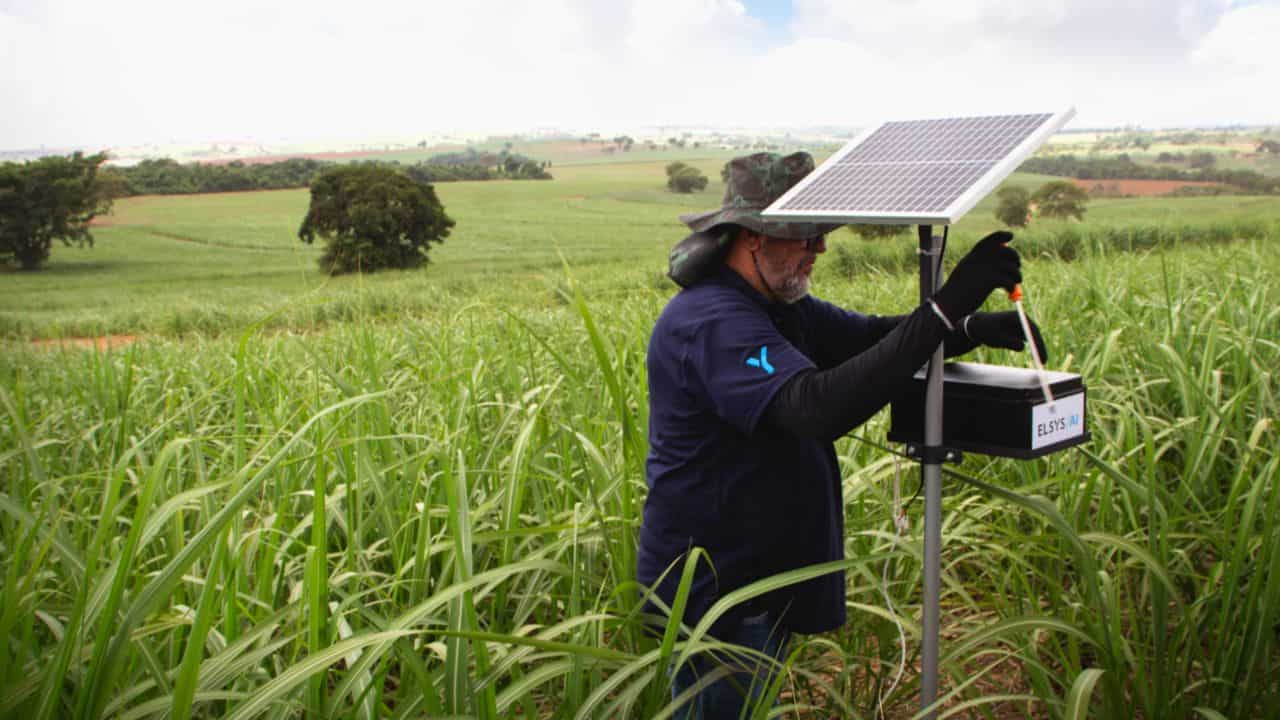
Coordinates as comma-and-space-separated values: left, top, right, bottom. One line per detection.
105, 151, 552, 197
1019, 154, 1280, 194
5, 150, 539, 271
107, 158, 329, 196
402, 164, 496, 184
1155, 151, 1218, 168
425, 148, 552, 179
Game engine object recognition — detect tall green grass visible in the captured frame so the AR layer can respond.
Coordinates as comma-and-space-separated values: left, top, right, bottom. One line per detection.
2, 240, 1277, 718
826, 217, 1279, 278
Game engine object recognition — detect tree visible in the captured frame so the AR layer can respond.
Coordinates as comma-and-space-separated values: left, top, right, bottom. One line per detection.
665, 162, 707, 193
298, 165, 454, 275
0, 152, 112, 271
994, 186, 1032, 227
1031, 180, 1089, 221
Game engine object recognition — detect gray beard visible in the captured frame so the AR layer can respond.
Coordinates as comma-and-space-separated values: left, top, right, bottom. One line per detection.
774, 272, 810, 304
758, 254, 811, 304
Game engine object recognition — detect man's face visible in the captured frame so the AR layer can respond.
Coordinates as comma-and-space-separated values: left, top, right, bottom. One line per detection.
755, 233, 826, 304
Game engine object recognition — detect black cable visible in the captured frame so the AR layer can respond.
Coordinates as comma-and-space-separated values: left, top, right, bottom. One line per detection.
842, 432, 977, 513
938, 225, 949, 288
903, 470, 924, 512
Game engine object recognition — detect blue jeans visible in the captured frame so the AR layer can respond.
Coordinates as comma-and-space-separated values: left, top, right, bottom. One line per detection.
670, 611, 791, 720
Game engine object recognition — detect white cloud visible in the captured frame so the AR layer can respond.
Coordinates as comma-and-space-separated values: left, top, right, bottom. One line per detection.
1, 0, 1276, 150
626, 0, 758, 62
1195, 1, 1280, 69
778, 0, 1278, 128
791, 0, 1235, 61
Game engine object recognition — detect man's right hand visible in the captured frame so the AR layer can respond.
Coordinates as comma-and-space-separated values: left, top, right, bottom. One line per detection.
932, 231, 1022, 323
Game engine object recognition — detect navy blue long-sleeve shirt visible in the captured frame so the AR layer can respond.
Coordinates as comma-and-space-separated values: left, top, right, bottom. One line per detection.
639, 266, 966, 636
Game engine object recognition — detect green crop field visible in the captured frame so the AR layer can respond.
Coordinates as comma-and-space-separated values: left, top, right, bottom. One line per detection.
2, 154, 1279, 719
6, 157, 1279, 341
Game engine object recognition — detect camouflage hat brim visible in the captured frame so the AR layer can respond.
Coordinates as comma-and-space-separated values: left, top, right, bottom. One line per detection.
678, 206, 840, 241
680, 152, 841, 240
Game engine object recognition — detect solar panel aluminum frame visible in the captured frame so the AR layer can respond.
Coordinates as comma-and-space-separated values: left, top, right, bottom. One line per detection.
762, 107, 1076, 226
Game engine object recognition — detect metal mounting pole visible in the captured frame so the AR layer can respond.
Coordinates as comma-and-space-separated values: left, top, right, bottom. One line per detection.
917, 224, 945, 719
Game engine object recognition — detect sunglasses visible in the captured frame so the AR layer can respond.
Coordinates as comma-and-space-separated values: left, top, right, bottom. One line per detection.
766, 234, 825, 251
798, 235, 825, 251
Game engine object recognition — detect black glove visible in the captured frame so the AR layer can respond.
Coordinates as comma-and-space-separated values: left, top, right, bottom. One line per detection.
932, 231, 1021, 322
963, 311, 1049, 363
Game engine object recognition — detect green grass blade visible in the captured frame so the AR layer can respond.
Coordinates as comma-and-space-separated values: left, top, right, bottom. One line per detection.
81, 438, 187, 718
87, 392, 386, 716
171, 525, 229, 720
224, 630, 416, 720
1063, 668, 1105, 720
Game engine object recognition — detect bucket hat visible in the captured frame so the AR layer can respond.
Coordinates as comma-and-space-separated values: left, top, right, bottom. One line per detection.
677, 151, 839, 240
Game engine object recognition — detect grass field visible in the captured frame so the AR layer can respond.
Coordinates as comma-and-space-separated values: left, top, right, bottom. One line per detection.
1044, 127, 1280, 179
5, 158, 1279, 341
2, 154, 1279, 718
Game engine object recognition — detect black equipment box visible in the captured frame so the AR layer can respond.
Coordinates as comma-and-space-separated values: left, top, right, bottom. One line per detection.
888, 362, 1089, 459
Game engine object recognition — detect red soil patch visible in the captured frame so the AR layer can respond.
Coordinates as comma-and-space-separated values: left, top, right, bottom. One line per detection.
31, 335, 139, 351
1072, 178, 1223, 197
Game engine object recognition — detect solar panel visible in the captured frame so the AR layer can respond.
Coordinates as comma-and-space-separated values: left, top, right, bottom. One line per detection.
763, 109, 1075, 226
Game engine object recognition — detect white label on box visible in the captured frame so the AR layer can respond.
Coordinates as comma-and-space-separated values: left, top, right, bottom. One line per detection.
1031, 392, 1085, 450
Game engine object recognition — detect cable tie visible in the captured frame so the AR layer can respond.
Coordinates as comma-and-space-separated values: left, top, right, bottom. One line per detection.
895, 510, 910, 534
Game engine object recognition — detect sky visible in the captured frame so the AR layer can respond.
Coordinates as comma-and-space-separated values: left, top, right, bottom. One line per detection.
1, 0, 1277, 151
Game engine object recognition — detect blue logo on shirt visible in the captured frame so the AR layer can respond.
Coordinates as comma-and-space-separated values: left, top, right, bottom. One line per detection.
746, 346, 775, 375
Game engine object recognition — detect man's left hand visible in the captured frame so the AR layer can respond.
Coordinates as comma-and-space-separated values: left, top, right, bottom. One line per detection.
963, 311, 1049, 362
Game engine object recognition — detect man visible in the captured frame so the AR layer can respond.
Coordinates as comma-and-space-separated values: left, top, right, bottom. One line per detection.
639, 152, 1046, 718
